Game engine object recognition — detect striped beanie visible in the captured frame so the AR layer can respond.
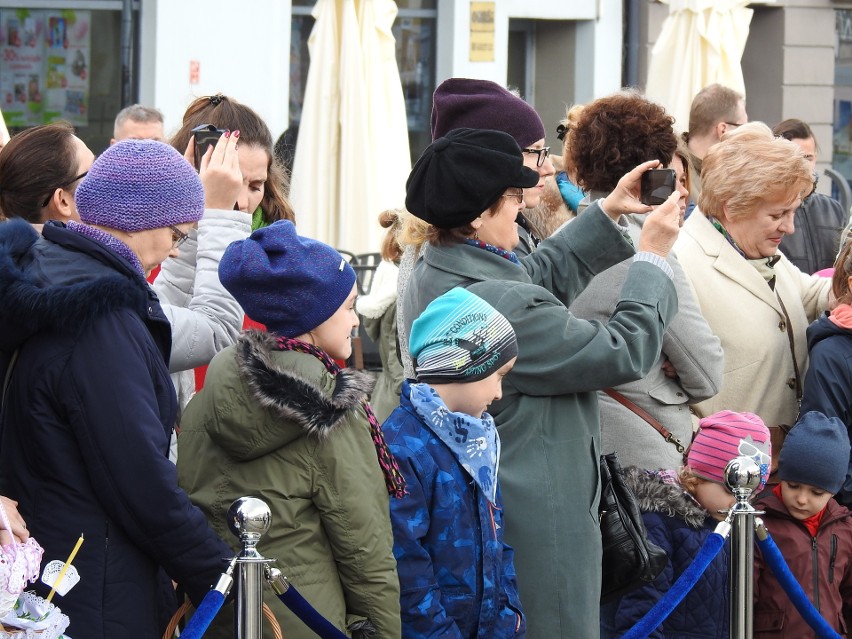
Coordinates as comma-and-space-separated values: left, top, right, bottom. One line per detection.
410, 287, 517, 384
688, 410, 771, 490
76, 139, 204, 232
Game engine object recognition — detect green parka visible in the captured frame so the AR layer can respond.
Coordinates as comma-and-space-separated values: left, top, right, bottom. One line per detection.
177, 330, 401, 639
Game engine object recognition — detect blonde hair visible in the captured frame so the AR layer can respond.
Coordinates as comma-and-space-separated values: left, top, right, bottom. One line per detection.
699, 121, 812, 221
678, 466, 708, 496
378, 209, 405, 263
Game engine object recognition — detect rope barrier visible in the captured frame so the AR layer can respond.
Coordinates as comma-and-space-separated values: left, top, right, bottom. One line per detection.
618, 523, 729, 639
267, 566, 348, 639
754, 522, 842, 639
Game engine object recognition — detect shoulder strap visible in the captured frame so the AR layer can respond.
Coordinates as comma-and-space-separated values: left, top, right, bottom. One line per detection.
775, 294, 803, 412
603, 387, 687, 454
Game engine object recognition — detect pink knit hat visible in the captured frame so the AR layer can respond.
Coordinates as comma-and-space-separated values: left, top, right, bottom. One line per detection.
688, 410, 771, 490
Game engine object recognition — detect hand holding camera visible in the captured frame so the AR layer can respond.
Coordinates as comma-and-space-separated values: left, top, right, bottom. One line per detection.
183, 124, 243, 211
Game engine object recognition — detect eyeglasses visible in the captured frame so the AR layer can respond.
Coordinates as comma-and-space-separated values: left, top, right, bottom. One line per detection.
501, 188, 524, 204
41, 171, 88, 207
522, 146, 551, 168
169, 225, 190, 249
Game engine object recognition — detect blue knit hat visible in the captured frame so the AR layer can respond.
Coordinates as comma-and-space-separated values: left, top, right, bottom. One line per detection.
410, 287, 518, 383
76, 139, 204, 232
218, 220, 356, 337
778, 411, 850, 493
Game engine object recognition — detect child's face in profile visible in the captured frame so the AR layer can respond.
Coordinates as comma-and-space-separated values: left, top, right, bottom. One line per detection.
693, 480, 736, 521
447, 357, 517, 418
308, 283, 359, 361
780, 480, 833, 520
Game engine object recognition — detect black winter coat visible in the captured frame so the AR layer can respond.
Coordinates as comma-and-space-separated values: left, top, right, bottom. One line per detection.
0, 220, 230, 639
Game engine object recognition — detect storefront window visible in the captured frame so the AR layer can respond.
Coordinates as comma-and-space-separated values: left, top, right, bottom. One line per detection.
290, 0, 436, 162
1, 6, 127, 152
833, 10, 852, 186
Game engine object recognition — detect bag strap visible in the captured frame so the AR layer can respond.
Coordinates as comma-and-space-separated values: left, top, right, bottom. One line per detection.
775, 294, 803, 411
603, 388, 686, 454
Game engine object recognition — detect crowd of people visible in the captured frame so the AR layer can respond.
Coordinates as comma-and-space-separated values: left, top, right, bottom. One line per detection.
0, 78, 850, 639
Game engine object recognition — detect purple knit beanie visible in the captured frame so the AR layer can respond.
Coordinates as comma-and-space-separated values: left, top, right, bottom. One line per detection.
688, 410, 771, 490
76, 139, 204, 232
431, 78, 546, 148
218, 220, 357, 337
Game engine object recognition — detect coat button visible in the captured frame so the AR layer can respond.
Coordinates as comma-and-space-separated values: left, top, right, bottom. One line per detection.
787, 377, 796, 389
778, 320, 786, 332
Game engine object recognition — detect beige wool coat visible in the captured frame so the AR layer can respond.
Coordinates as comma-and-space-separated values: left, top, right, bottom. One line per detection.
674, 212, 830, 428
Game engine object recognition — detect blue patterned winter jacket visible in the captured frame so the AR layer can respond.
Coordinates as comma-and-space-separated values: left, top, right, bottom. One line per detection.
382, 381, 525, 638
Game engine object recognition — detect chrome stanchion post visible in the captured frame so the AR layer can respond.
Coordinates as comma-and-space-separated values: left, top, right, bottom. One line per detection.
723, 456, 763, 639
228, 497, 273, 639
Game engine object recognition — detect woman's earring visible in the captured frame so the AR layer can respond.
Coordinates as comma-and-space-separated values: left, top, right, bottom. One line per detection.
473, 231, 479, 240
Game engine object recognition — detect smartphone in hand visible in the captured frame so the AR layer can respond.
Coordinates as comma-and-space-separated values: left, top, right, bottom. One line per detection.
640, 168, 676, 205
191, 123, 226, 170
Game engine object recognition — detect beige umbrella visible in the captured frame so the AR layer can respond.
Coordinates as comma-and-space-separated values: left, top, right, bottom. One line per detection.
290, 0, 410, 254
645, 0, 770, 129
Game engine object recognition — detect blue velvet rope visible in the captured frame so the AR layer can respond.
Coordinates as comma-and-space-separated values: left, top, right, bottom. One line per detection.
180, 590, 225, 639
756, 532, 843, 639
619, 531, 727, 639
274, 585, 349, 639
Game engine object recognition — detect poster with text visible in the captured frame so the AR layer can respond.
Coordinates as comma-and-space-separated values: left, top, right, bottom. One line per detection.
0, 9, 90, 128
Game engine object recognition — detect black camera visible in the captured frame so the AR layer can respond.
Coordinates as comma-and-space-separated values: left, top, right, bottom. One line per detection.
639, 168, 676, 206
191, 123, 226, 169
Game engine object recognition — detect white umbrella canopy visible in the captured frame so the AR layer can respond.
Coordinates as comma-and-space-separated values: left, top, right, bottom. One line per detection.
290, 0, 410, 255
645, 0, 767, 130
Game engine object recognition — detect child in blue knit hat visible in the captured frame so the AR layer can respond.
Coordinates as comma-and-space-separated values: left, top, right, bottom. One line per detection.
753, 411, 852, 637
382, 286, 525, 638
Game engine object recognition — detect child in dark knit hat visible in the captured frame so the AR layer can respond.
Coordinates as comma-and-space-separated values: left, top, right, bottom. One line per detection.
603, 410, 771, 639
753, 411, 852, 637
176, 220, 404, 639
382, 287, 525, 639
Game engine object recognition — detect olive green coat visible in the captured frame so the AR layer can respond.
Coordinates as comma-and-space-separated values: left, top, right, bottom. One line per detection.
177, 330, 401, 639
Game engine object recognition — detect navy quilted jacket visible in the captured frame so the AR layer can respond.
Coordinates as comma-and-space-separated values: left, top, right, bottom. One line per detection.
382, 381, 525, 638
601, 469, 730, 639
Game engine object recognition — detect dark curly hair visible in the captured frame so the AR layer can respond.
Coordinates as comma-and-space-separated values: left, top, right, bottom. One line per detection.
565, 91, 678, 194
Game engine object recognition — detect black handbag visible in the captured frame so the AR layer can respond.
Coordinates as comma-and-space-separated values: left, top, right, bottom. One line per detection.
599, 452, 668, 603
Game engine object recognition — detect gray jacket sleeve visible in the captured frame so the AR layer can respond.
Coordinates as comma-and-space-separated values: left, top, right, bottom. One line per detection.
154, 208, 251, 372
660, 251, 723, 401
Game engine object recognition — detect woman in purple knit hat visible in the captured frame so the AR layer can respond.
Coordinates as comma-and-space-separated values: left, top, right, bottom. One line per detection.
0, 139, 232, 639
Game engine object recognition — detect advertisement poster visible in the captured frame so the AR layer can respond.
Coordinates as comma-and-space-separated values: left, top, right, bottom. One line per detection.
0, 9, 90, 128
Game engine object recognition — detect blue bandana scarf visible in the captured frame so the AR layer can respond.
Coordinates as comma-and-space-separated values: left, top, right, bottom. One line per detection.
409, 382, 500, 504
463, 238, 522, 265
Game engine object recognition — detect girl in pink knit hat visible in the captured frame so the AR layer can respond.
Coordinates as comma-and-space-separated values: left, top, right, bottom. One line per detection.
602, 410, 771, 638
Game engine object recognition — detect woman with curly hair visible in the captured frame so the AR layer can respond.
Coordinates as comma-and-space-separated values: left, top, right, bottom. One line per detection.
567, 91, 724, 472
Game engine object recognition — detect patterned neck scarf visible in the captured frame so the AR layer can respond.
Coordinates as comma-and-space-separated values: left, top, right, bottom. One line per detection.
409, 382, 500, 504
66, 220, 144, 274
463, 238, 522, 266
274, 336, 406, 498
709, 216, 780, 287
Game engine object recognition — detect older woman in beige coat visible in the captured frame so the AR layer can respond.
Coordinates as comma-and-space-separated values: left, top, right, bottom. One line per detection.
674, 122, 830, 430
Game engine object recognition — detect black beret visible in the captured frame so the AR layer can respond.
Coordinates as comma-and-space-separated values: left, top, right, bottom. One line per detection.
405, 128, 540, 229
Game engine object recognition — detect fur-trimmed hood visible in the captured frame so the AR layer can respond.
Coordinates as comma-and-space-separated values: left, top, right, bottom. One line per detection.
200, 330, 376, 461
0, 220, 154, 353
623, 466, 709, 529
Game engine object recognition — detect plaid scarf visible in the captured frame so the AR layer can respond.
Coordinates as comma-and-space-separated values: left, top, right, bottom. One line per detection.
274, 336, 406, 498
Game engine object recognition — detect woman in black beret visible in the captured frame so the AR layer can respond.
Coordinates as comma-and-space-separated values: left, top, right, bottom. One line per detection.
400, 127, 683, 639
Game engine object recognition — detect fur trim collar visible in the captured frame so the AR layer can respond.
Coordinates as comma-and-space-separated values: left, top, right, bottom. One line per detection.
0, 220, 149, 351
236, 330, 375, 440
623, 466, 709, 529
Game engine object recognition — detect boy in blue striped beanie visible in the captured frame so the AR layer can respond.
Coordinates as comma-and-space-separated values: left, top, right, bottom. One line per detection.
382, 287, 525, 638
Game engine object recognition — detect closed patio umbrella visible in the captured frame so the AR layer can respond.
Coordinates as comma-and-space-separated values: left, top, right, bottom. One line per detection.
290, 0, 410, 254
645, 0, 769, 129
